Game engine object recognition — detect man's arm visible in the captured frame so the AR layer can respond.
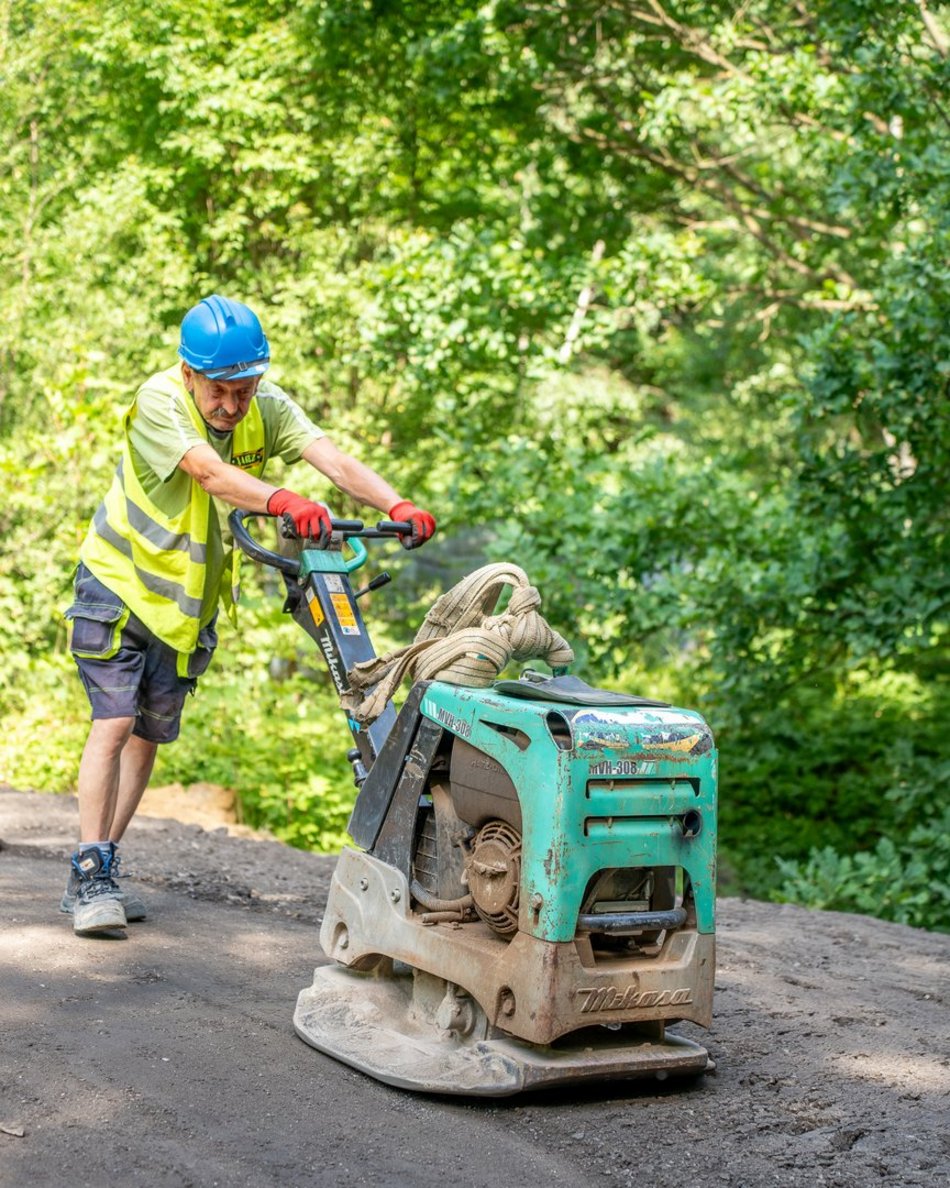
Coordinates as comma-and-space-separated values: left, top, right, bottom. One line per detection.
178, 443, 276, 511
300, 437, 401, 514
179, 443, 332, 539
176, 439, 394, 516
179, 437, 435, 547
301, 438, 436, 549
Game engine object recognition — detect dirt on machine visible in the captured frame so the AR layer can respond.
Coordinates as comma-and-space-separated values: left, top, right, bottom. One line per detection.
231, 511, 718, 1097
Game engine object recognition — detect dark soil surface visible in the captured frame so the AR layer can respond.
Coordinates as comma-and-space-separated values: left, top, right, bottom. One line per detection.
2, 786, 948, 1188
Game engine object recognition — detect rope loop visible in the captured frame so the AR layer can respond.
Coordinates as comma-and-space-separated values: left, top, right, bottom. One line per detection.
340, 563, 574, 724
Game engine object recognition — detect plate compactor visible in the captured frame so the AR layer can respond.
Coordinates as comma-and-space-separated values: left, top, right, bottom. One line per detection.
231, 512, 718, 1096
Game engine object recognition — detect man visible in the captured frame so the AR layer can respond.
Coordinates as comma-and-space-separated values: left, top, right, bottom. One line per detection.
63, 294, 436, 937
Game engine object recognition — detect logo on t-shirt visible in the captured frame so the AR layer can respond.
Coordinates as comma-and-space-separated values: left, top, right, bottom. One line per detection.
232, 448, 264, 470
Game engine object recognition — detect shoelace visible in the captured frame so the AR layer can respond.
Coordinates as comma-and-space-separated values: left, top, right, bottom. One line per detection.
75, 849, 123, 900
82, 874, 121, 900
110, 852, 130, 881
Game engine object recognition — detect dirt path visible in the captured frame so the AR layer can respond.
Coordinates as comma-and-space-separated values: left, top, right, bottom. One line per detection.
1, 786, 948, 1188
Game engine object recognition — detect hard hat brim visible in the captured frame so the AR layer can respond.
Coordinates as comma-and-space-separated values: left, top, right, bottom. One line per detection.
198, 358, 271, 381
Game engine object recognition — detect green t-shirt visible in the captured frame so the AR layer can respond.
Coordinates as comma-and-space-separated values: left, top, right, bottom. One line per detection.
128, 369, 324, 623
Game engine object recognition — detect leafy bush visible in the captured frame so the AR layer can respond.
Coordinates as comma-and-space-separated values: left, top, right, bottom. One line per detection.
151, 666, 357, 852
776, 816, 950, 934
775, 750, 950, 932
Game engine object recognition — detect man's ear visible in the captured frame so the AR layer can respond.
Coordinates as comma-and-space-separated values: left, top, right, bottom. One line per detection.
181, 362, 195, 393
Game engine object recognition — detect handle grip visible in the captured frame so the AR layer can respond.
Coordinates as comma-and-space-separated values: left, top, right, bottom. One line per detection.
278, 514, 364, 541
230, 510, 299, 575
228, 511, 413, 572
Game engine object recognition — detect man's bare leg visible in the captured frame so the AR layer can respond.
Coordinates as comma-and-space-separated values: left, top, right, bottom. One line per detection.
69, 717, 137, 933
77, 717, 136, 842
71, 721, 156, 927
109, 733, 159, 842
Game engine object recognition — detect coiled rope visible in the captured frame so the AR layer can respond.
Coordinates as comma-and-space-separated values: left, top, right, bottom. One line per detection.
340, 563, 575, 724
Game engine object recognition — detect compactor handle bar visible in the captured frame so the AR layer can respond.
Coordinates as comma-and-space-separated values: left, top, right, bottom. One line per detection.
228, 509, 410, 577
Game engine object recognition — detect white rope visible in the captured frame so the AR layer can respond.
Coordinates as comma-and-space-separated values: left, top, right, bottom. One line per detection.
340, 563, 575, 724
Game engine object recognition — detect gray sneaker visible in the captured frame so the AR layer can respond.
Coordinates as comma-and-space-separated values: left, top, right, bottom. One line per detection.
63, 846, 128, 935
60, 846, 147, 923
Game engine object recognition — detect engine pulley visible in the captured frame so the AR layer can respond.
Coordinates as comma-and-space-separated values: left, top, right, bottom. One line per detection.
464, 819, 522, 936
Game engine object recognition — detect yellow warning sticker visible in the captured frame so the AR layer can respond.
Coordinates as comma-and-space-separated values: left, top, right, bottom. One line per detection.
306, 589, 325, 628
330, 593, 360, 636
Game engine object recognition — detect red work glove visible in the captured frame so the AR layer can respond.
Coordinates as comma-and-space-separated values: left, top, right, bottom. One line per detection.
266, 488, 332, 544
388, 500, 436, 551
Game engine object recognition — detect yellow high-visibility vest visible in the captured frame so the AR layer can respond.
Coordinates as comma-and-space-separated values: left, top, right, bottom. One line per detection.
80, 365, 266, 673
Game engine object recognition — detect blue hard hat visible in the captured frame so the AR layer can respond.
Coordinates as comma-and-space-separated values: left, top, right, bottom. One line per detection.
178, 295, 270, 380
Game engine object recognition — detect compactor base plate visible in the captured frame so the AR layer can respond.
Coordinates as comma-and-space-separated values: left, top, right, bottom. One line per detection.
294, 964, 712, 1097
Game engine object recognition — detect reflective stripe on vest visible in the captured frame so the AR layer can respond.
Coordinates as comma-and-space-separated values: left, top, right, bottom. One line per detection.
80, 364, 266, 663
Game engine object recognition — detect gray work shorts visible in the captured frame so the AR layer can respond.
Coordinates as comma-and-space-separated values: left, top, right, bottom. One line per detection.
66, 564, 218, 744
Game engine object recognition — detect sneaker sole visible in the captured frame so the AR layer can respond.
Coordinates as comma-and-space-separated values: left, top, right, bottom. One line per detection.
73, 905, 128, 935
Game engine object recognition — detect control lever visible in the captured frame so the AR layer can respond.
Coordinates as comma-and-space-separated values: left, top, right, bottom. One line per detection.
347, 747, 369, 788
354, 572, 392, 600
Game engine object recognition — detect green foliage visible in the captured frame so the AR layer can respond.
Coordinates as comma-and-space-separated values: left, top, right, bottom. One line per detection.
0, 0, 946, 929
776, 752, 950, 932
151, 657, 356, 852
719, 676, 950, 905
776, 830, 950, 934
0, 658, 91, 792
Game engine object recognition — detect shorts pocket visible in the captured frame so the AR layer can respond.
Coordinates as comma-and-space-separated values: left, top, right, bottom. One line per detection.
185, 617, 218, 679
65, 567, 129, 660
67, 603, 129, 659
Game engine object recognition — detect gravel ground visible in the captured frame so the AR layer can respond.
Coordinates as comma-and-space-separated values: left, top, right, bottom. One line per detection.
1, 785, 948, 1188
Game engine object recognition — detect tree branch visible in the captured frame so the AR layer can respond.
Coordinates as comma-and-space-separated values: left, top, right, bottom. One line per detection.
559, 238, 606, 364
915, 0, 949, 58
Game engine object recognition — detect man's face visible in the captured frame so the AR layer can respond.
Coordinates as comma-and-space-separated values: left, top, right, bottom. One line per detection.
182, 364, 261, 432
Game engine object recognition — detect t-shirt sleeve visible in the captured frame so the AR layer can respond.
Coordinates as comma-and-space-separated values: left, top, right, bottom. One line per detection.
128, 382, 206, 483
256, 382, 325, 463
